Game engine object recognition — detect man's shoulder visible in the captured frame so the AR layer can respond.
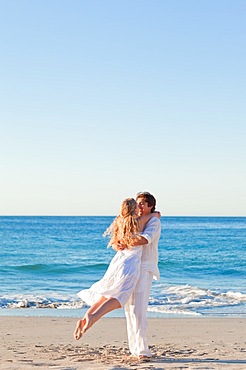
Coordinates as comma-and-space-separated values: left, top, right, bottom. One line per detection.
148, 216, 161, 224
146, 216, 161, 228
143, 216, 161, 240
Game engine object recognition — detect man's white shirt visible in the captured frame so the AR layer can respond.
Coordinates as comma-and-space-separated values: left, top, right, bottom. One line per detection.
140, 217, 161, 280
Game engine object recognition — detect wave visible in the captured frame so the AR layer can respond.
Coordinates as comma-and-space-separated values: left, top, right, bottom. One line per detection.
0, 294, 85, 309
1, 284, 246, 317
147, 284, 246, 316
1, 262, 109, 275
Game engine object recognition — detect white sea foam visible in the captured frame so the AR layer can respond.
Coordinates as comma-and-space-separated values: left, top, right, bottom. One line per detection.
1, 284, 246, 316
223, 291, 246, 301
0, 294, 85, 310
147, 305, 201, 316
148, 284, 246, 316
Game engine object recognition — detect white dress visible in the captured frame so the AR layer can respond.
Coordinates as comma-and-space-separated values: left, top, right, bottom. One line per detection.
77, 246, 142, 307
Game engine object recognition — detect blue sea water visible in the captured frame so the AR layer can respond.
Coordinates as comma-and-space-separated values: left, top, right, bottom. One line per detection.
0, 216, 245, 317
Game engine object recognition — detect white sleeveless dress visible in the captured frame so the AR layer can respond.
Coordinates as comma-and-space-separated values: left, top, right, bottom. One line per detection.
77, 246, 142, 307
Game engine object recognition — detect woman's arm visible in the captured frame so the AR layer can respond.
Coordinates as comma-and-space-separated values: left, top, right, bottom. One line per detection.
137, 211, 161, 232
116, 211, 161, 249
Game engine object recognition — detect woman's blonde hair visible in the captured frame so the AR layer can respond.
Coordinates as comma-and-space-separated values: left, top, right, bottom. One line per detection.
103, 198, 140, 249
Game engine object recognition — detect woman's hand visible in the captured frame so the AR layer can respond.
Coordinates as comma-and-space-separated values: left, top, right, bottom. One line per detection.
117, 241, 127, 251
153, 211, 161, 218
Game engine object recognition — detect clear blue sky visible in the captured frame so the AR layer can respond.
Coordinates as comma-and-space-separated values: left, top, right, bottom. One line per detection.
1, 0, 245, 216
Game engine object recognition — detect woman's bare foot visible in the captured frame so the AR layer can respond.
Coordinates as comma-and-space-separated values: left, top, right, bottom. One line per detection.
73, 318, 86, 340
82, 313, 96, 333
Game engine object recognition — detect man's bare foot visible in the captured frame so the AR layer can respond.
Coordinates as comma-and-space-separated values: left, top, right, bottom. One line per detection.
73, 318, 86, 340
138, 355, 151, 362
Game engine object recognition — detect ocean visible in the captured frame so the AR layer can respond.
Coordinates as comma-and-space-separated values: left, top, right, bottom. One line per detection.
0, 216, 245, 318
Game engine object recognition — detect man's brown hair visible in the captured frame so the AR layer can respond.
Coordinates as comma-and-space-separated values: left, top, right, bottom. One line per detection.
136, 192, 156, 212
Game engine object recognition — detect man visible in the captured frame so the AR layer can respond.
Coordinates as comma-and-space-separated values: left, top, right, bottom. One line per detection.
74, 191, 161, 357
123, 192, 161, 360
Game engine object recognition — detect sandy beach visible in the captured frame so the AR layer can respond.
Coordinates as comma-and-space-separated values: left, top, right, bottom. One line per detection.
0, 317, 245, 369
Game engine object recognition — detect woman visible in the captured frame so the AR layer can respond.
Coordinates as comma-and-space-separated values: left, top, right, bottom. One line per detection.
74, 197, 160, 340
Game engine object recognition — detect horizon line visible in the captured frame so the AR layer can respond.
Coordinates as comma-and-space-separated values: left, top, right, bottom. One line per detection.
0, 215, 245, 218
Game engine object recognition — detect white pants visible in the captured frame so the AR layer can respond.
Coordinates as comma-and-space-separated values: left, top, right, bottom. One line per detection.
124, 271, 153, 357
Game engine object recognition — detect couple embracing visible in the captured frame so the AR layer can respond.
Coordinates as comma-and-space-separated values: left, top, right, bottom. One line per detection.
74, 191, 161, 361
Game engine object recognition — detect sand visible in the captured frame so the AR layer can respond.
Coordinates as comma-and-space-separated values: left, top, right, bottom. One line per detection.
0, 316, 246, 369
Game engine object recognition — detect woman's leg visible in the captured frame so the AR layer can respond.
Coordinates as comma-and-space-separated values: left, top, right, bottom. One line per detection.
74, 297, 121, 340
74, 296, 108, 340
83, 297, 121, 333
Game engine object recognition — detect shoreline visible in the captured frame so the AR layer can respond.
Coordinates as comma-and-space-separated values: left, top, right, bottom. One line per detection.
1, 317, 246, 369
1, 306, 246, 318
